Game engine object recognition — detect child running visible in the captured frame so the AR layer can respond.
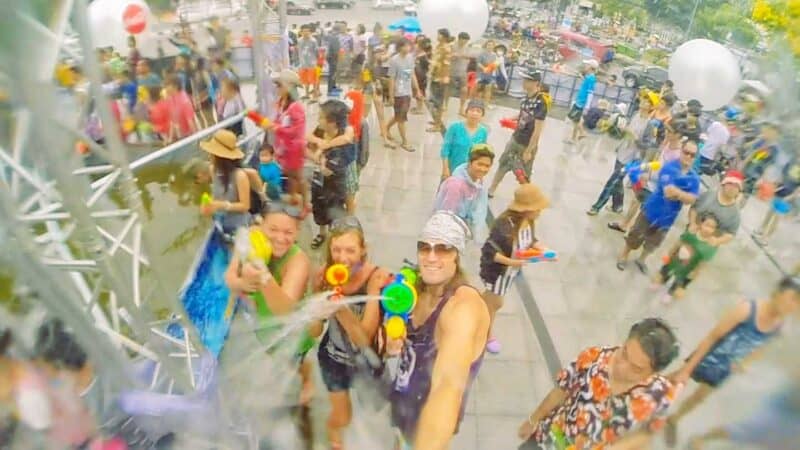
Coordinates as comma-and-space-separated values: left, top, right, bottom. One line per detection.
653, 212, 719, 303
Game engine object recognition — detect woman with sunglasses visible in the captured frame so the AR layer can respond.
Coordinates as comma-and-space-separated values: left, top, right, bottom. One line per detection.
224, 202, 314, 405
307, 215, 390, 450
260, 70, 308, 211
382, 211, 490, 450
480, 183, 549, 354
434, 144, 495, 239
518, 318, 680, 450
308, 99, 356, 249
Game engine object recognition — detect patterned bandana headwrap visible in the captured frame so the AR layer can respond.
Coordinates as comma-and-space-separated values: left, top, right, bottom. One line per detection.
419, 211, 472, 254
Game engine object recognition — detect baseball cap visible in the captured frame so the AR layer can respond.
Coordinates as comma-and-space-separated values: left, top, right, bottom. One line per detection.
721, 170, 744, 189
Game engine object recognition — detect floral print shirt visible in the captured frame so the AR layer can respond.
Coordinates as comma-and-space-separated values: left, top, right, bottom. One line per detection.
532, 346, 677, 449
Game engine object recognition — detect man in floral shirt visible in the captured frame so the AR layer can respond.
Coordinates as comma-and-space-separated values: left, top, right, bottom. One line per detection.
518, 319, 680, 449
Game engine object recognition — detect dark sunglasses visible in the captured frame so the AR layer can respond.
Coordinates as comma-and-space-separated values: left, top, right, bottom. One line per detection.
331, 215, 363, 234
417, 241, 456, 256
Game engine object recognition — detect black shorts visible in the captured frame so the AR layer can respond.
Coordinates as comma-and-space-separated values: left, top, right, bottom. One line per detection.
567, 104, 583, 122
429, 81, 447, 111
311, 172, 347, 226
394, 96, 411, 121
626, 213, 668, 252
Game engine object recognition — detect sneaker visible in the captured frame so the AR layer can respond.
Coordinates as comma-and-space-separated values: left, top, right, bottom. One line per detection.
586, 208, 599, 216
607, 204, 623, 214
486, 337, 501, 354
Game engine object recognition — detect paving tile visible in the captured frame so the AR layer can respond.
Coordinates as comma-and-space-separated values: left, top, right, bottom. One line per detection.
487, 313, 542, 363
450, 414, 478, 450
474, 360, 539, 416
476, 414, 528, 449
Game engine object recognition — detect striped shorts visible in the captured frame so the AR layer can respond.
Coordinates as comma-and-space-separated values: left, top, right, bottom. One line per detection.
482, 268, 520, 297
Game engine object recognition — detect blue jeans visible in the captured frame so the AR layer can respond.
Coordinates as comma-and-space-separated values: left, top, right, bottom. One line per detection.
592, 160, 625, 211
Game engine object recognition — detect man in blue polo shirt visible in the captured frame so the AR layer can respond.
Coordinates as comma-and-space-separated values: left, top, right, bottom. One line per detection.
565, 59, 598, 144
617, 139, 701, 273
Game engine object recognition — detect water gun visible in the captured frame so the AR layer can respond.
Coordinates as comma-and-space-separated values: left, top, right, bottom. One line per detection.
623, 160, 661, 185
325, 263, 350, 300
380, 267, 418, 340
483, 62, 498, 74
756, 181, 776, 201
246, 110, 271, 128
550, 425, 574, 450
515, 247, 557, 263
228, 228, 273, 319
499, 117, 518, 130
514, 168, 529, 184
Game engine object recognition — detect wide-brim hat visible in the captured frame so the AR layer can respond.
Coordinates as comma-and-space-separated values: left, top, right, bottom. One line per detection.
200, 129, 244, 160
271, 69, 301, 87
509, 183, 550, 212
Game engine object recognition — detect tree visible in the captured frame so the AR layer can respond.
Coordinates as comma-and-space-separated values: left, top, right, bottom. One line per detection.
693, 3, 760, 46
752, 0, 800, 55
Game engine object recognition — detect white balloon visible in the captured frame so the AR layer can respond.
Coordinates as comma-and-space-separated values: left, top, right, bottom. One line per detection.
418, 0, 489, 41
668, 39, 741, 110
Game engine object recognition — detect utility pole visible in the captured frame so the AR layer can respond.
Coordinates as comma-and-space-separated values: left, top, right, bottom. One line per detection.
685, 0, 702, 40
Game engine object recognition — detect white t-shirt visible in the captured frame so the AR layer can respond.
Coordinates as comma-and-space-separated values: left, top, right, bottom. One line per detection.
700, 121, 731, 160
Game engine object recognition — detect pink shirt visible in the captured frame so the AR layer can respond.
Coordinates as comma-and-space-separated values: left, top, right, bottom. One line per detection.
274, 101, 306, 171
165, 91, 196, 138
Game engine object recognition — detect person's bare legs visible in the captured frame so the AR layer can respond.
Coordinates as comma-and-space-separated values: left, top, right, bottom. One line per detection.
298, 359, 314, 405
397, 120, 409, 147
665, 383, 715, 447
346, 195, 356, 214
488, 168, 509, 197
481, 290, 504, 327
327, 391, 352, 449
483, 84, 493, 107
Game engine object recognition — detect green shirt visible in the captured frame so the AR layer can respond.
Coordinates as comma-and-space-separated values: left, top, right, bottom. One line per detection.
666, 232, 717, 282
252, 244, 315, 355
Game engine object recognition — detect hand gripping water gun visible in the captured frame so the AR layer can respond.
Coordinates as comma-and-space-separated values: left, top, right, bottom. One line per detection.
229, 227, 273, 319
246, 110, 271, 128
325, 263, 350, 300
515, 247, 558, 264
514, 168, 529, 184
499, 117, 519, 130
623, 160, 662, 185
381, 267, 418, 340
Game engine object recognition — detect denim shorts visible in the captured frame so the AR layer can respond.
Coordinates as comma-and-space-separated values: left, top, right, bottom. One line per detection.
318, 347, 357, 392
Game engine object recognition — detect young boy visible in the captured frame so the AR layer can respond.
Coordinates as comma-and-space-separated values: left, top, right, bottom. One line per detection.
258, 142, 284, 201
664, 275, 800, 447
654, 212, 719, 302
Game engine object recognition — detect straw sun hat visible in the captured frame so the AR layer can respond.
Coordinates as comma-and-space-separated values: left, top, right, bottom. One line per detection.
508, 183, 550, 213
200, 129, 244, 160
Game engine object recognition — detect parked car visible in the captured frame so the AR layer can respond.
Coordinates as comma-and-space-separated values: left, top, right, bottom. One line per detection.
373, 0, 396, 9
404, 4, 417, 16
315, 0, 353, 9
622, 65, 668, 90
287, 1, 314, 14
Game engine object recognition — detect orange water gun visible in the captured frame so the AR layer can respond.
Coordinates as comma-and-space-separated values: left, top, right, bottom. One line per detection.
325, 264, 350, 300
246, 110, 271, 128
515, 247, 558, 263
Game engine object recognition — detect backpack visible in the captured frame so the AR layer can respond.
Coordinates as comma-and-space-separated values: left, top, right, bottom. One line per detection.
638, 118, 665, 149
583, 107, 605, 130
357, 119, 370, 170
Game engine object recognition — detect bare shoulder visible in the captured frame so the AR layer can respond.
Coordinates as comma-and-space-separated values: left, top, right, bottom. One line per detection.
442, 286, 489, 321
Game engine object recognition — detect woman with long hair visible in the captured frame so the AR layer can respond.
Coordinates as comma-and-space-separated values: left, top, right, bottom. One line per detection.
480, 183, 550, 354
308, 215, 390, 450
199, 129, 251, 236
380, 211, 490, 449
260, 70, 307, 210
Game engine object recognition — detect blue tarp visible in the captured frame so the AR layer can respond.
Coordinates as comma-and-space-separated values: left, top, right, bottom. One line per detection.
387, 17, 421, 33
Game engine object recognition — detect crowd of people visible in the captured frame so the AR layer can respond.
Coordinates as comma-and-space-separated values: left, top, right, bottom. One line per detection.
8, 10, 798, 450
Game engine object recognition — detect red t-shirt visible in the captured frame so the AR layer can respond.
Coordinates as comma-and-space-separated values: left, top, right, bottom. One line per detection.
346, 90, 365, 140
149, 100, 171, 136
166, 91, 196, 138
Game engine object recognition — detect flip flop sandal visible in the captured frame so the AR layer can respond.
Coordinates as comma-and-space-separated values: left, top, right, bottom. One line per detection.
607, 222, 625, 233
384, 141, 396, 149
616, 261, 626, 271
400, 144, 416, 153
310, 234, 326, 249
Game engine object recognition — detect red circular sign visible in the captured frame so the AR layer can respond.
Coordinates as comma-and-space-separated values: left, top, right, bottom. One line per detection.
122, 4, 147, 35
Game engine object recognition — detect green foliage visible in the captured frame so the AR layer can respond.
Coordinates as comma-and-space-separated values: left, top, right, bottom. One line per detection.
693, 4, 760, 46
